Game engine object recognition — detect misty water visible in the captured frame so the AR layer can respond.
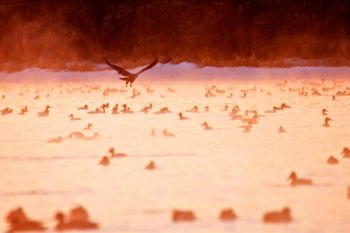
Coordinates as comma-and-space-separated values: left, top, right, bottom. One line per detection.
1, 66, 350, 233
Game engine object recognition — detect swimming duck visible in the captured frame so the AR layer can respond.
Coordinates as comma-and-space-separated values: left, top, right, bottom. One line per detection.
322, 108, 328, 116
241, 116, 258, 125
84, 123, 93, 130
162, 129, 176, 137
68, 114, 81, 121
219, 208, 237, 221
145, 160, 156, 170
288, 171, 312, 186
141, 104, 152, 113
154, 107, 171, 114
172, 210, 196, 222
280, 103, 291, 109
239, 124, 252, 133
178, 112, 189, 120
278, 126, 285, 133
47, 137, 63, 143
204, 106, 209, 112
121, 104, 133, 113
87, 108, 102, 114
112, 104, 119, 114
78, 104, 88, 110
263, 207, 292, 223
167, 87, 176, 93
341, 147, 350, 158
201, 122, 213, 130
327, 156, 338, 165
19, 106, 28, 115
99, 156, 109, 166
186, 105, 199, 113
86, 133, 100, 140
54, 206, 99, 230
264, 106, 278, 113
1, 107, 13, 115
38, 105, 51, 117
6, 207, 46, 232
322, 117, 332, 127
69, 131, 86, 139
108, 147, 127, 158
222, 105, 229, 111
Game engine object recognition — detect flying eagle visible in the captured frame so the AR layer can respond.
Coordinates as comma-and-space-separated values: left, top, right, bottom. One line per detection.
106, 58, 158, 87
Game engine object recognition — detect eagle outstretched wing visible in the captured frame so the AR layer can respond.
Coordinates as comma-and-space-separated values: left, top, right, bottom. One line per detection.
137, 58, 158, 75
106, 61, 132, 77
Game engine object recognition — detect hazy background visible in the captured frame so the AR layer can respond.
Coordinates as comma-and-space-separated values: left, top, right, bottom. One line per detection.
0, 0, 350, 72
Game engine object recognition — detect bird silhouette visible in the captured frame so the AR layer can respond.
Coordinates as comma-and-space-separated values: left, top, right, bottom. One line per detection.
106, 58, 158, 87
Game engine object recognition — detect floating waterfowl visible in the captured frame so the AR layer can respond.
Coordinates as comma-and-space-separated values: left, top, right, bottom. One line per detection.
219, 208, 237, 221
112, 104, 119, 114
186, 105, 199, 113
154, 107, 171, 114
222, 105, 229, 111
162, 129, 176, 137
47, 136, 63, 143
141, 104, 152, 113
78, 104, 88, 110
121, 104, 133, 113
108, 147, 127, 158
55, 205, 99, 230
84, 123, 93, 130
178, 112, 189, 120
280, 103, 291, 109
172, 210, 196, 222
87, 108, 104, 114
278, 126, 285, 133
145, 160, 156, 170
263, 207, 292, 223
341, 147, 350, 158
68, 132, 99, 140
201, 122, 213, 130
6, 207, 46, 232
69, 131, 86, 139
99, 156, 109, 166
240, 124, 252, 133
322, 117, 332, 127
288, 171, 313, 186
1, 107, 13, 115
19, 106, 28, 115
264, 106, 278, 113
327, 156, 338, 165
38, 105, 51, 117
322, 108, 328, 116
68, 114, 81, 121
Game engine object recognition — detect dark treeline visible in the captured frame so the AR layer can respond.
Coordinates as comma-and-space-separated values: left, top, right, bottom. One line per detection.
0, 0, 349, 71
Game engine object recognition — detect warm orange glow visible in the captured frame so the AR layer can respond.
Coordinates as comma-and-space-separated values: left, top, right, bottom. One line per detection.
1, 71, 350, 232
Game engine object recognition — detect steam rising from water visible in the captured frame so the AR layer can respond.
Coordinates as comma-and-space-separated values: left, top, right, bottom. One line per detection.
1, 62, 350, 82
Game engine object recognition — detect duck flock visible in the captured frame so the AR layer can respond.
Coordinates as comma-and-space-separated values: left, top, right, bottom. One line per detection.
1, 78, 350, 232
